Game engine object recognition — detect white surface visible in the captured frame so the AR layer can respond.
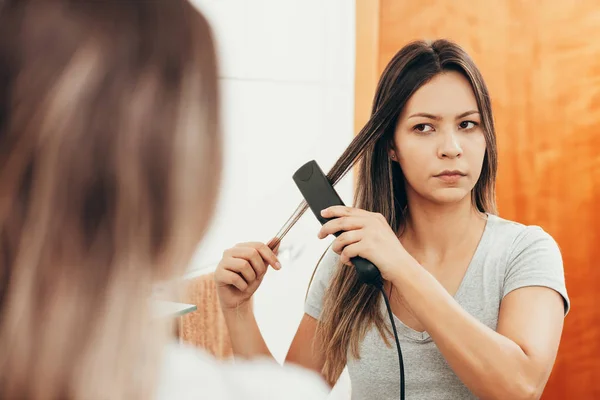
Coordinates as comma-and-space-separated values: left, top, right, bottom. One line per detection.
187, 1, 355, 398
153, 301, 197, 319
157, 343, 331, 400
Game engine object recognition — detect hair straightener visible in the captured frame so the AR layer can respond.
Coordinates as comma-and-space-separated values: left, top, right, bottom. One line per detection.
293, 160, 405, 400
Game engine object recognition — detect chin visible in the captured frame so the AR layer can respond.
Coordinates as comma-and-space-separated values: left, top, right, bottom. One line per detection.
427, 187, 471, 204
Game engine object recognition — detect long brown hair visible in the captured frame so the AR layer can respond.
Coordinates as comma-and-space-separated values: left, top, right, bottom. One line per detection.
0, 1, 220, 399
271, 39, 498, 384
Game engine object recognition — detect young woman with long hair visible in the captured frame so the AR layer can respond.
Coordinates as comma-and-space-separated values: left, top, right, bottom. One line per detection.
215, 39, 569, 399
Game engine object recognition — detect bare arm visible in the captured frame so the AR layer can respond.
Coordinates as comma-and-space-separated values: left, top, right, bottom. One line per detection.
215, 242, 280, 360
223, 306, 330, 381
216, 242, 330, 384
223, 305, 331, 388
393, 261, 565, 400
285, 314, 328, 381
222, 301, 273, 359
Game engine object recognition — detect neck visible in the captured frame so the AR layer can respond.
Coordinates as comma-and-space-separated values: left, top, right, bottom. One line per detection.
400, 193, 487, 263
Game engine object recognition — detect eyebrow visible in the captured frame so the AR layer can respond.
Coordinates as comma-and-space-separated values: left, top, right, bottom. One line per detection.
407, 110, 480, 120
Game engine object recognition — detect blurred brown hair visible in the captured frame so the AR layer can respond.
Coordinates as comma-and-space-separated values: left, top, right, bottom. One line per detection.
0, 0, 220, 398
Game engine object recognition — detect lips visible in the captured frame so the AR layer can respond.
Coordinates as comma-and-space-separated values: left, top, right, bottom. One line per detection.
434, 170, 466, 177
434, 170, 466, 183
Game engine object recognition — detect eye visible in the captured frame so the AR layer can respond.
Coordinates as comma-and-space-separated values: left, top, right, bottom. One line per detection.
413, 123, 434, 133
459, 121, 478, 130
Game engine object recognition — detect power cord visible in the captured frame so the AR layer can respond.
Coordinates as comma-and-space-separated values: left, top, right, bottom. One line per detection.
376, 283, 406, 400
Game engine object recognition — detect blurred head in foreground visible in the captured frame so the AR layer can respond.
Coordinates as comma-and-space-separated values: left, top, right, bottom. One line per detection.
0, 0, 221, 398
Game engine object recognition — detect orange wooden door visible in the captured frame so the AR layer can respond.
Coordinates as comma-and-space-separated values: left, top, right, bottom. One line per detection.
356, 1, 600, 398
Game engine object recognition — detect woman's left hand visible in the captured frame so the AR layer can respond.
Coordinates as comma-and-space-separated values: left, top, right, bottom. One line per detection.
317, 206, 412, 282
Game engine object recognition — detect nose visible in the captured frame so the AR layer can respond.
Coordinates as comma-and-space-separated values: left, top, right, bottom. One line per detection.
438, 130, 463, 159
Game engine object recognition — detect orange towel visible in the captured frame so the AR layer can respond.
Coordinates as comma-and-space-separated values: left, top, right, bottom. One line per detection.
177, 272, 233, 360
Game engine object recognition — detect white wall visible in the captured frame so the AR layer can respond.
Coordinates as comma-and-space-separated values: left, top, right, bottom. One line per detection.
188, 0, 355, 397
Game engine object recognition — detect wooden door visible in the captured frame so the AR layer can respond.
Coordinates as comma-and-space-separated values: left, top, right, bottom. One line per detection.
355, 1, 600, 398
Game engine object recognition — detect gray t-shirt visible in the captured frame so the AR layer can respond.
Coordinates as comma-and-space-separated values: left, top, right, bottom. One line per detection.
304, 213, 570, 400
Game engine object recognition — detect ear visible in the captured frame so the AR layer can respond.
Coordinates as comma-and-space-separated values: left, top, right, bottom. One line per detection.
388, 147, 398, 162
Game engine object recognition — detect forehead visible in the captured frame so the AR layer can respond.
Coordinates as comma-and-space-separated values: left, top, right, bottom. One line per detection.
402, 71, 479, 117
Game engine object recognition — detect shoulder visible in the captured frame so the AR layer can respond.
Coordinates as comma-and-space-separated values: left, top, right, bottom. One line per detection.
313, 244, 341, 283
304, 244, 341, 319
156, 343, 329, 400
487, 214, 569, 314
486, 213, 561, 259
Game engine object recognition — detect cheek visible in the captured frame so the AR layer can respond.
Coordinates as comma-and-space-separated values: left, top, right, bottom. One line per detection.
466, 134, 487, 172
397, 141, 429, 184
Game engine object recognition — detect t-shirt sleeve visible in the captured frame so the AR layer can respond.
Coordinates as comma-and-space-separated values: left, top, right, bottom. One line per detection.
304, 245, 340, 320
503, 226, 570, 315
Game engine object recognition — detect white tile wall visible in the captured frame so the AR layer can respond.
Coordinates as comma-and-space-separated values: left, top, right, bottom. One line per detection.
192, 0, 249, 79
324, 0, 356, 87
188, 1, 355, 398
246, 0, 326, 82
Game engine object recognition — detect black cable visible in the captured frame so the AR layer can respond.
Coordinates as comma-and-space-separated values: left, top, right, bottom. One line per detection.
377, 284, 405, 400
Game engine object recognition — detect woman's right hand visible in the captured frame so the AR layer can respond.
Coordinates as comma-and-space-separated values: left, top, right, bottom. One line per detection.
214, 241, 281, 311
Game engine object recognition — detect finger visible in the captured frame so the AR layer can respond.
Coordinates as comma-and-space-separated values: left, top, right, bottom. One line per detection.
245, 247, 269, 276
318, 216, 364, 239
254, 242, 281, 270
321, 206, 368, 219
237, 241, 281, 270
331, 230, 362, 254
216, 269, 249, 291
320, 205, 351, 218
225, 257, 257, 283
239, 242, 281, 269
340, 242, 361, 266
229, 246, 267, 276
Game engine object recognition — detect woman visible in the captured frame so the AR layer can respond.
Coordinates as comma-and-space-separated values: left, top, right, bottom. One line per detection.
0, 1, 328, 399
215, 39, 569, 399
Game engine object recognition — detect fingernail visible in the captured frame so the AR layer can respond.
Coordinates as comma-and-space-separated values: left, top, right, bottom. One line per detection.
320, 209, 327, 216
275, 262, 281, 269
